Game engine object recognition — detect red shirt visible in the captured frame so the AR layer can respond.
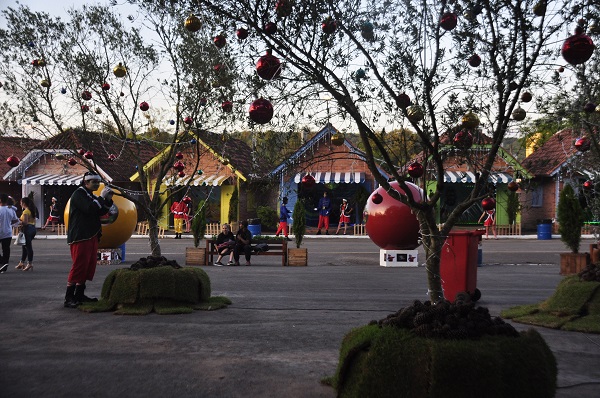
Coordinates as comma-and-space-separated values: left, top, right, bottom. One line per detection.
170, 201, 188, 219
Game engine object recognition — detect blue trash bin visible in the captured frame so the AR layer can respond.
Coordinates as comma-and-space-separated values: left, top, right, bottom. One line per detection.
247, 224, 261, 237
537, 219, 552, 240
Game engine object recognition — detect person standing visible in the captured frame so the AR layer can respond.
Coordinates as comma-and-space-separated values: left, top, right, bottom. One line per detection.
478, 208, 497, 239
42, 197, 60, 231
18, 197, 37, 271
275, 197, 292, 241
335, 199, 353, 235
183, 196, 192, 233
0, 193, 20, 273
64, 172, 114, 308
316, 191, 332, 235
233, 220, 252, 266
170, 199, 188, 239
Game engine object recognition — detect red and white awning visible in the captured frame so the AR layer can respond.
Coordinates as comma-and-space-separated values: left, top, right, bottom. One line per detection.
20, 173, 83, 186
293, 172, 365, 184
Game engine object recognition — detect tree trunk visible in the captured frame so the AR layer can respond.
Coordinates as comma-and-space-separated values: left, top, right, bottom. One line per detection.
147, 217, 162, 257
418, 209, 446, 303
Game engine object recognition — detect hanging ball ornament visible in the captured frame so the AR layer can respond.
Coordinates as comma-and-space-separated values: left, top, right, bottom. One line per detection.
249, 98, 274, 124
139, 101, 149, 111
407, 162, 424, 178
40, 79, 51, 88
236, 27, 248, 40
507, 181, 519, 192
184, 13, 202, 32
120, 92, 125, 97
197, 169, 203, 175
173, 161, 185, 172
263, 22, 277, 35
169, 119, 175, 125
178, 171, 185, 178
561, 27, 595, 65
301, 174, 316, 189
213, 34, 226, 49
533, 0, 547, 17
406, 105, 424, 122
31, 59, 39, 67
453, 130, 474, 150
583, 102, 596, 113
396, 92, 411, 108
222, 100, 234, 113
55, 154, 65, 160
101, 83, 110, 91
461, 111, 480, 129
68, 158, 77, 166
354, 68, 366, 81
184, 116, 193, 125
331, 132, 345, 146
512, 106, 526, 121
60, 87, 67, 94
574, 137, 591, 152
199, 97, 208, 106
81, 105, 89, 113
78, 149, 86, 156
83, 151, 94, 159
482, 197, 496, 210
6, 156, 20, 167
108, 154, 117, 161
95, 108, 102, 114
322, 17, 337, 34
521, 92, 532, 102
113, 63, 127, 78
361, 21, 375, 41
256, 49, 281, 80
81, 90, 92, 101
175, 152, 184, 160
38, 59, 46, 67
468, 54, 481, 67
583, 180, 594, 190
440, 12, 458, 31
275, 0, 293, 18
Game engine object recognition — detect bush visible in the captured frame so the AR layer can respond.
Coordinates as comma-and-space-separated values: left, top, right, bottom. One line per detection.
292, 198, 306, 248
558, 184, 584, 253
257, 205, 278, 231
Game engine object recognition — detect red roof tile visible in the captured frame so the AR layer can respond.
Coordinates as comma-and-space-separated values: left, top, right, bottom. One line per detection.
522, 129, 580, 176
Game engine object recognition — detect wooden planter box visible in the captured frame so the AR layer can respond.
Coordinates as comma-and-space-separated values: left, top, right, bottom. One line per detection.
590, 244, 600, 264
287, 248, 308, 266
185, 247, 206, 266
559, 252, 590, 275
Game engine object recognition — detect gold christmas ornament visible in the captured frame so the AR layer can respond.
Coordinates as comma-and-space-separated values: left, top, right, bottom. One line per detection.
331, 132, 345, 146
461, 111, 480, 129
113, 63, 127, 78
95, 108, 102, 114
406, 105, 424, 122
185, 14, 202, 32
40, 79, 51, 88
512, 107, 526, 121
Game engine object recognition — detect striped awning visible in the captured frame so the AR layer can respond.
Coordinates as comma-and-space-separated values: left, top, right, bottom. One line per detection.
293, 172, 365, 184
443, 171, 513, 184
20, 173, 83, 186
164, 174, 229, 187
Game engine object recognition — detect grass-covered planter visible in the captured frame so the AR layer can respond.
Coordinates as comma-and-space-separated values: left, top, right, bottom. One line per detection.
329, 325, 556, 398
79, 256, 231, 315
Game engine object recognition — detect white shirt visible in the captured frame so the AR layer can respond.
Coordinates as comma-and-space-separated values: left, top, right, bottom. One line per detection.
0, 205, 19, 240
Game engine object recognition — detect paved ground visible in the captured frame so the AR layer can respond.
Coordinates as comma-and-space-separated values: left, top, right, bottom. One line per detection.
1, 233, 599, 397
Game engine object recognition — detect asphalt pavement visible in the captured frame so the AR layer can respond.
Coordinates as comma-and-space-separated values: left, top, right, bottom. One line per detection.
0, 233, 599, 397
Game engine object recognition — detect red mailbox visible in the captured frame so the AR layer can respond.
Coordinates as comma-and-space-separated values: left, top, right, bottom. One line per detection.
440, 230, 485, 302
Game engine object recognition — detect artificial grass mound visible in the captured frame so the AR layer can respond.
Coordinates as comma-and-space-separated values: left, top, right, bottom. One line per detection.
78, 256, 231, 314
501, 275, 600, 333
327, 325, 556, 398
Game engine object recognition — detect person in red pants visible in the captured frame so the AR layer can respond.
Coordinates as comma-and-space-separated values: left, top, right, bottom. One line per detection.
275, 197, 292, 241
315, 191, 332, 235
64, 172, 114, 308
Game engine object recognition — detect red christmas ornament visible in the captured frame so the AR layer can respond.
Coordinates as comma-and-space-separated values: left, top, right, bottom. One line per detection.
371, 192, 383, 204
81, 91, 92, 101
213, 34, 226, 49
481, 197, 496, 210
178, 171, 186, 178
84, 151, 94, 159
263, 22, 277, 35
81, 105, 89, 113
322, 18, 337, 34
222, 101, 233, 112
453, 130, 473, 149
175, 152, 184, 160
173, 161, 185, 172
101, 83, 110, 91
249, 98, 274, 124
583, 180, 594, 190
396, 92, 411, 108
440, 12, 458, 31
507, 181, 519, 192
301, 174, 316, 189
78, 149, 85, 156
184, 116, 193, 125
236, 27, 248, 40
6, 156, 20, 167
521, 92, 532, 102
584, 102, 596, 113
68, 158, 77, 166
407, 162, 424, 178
275, 0, 293, 17
468, 54, 481, 67
139, 101, 149, 111
574, 137, 591, 152
182, 196, 192, 204
364, 181, 423, 250
108, 154, 117, 161
256, 50, 281, 80
561, 30, 595, 65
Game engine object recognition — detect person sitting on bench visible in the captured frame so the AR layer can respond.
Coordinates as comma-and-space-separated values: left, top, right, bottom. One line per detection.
233, 220, 252, 266
214, 223, 235, 266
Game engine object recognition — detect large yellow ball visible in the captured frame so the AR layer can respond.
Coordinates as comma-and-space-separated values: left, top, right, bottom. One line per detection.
64, 184, 137, 248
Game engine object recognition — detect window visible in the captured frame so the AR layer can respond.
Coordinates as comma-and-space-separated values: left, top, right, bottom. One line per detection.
531, 185, 543, 207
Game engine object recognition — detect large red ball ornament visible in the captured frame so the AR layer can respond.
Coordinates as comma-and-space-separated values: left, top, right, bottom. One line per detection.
84, 151, 94, 159
396, 92, 411, 108
184, 116, 193, 125
185, 14, 202, 32
264, 22, 277, 35
322, 18, 337, 34
482, 197, 496, 210
68, 158, 77, 166
583, 180, 594, 190
222, 100, 233, 113
507, 181, 519, 192
78, 149, 85, 156
583, 102, 596, 113
468, 54, 481, 67
440, 12, 458, 31
214, 34, 226, 49
236, 27, 248, 40
81, 105, 89, 113
574, 137, 590, 152
256, 50, 281, 80
453, 130, 473, 149
101, 83, 110, 91
139, 101, 149, 111
407, 162, 424, 178
178, 171, 185, 178
561, 31, 595, 65
521, 92, 532, 102
249, 98, 274, 124
173, 161, 185, 172
6, 156, 20, 167
364, 181, 423, 250
81, 91, 92, 101
175, 152, 184, 160
301, 174, 316, 189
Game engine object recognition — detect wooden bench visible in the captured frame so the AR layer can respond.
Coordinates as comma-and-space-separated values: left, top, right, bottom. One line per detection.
205, 238, 288, 266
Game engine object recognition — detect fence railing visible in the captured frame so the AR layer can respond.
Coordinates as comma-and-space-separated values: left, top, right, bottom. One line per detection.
135, 222, 165, 238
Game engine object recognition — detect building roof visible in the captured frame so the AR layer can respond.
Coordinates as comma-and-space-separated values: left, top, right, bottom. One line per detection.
522, 129, 581, 177
0, 136, 41, 178
195, 130, 256, 177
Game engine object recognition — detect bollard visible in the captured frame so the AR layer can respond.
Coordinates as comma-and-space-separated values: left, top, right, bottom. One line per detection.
119, 243, 126, 261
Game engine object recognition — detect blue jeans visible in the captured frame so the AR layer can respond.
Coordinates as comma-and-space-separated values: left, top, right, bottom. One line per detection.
21, 224, 36, 262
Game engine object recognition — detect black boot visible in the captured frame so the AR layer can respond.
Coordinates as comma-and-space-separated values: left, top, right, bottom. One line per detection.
75, 284, 98, 303
64, 285, 78, 308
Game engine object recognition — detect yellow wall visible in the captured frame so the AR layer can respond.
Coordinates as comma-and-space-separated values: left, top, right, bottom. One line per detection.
220, 185, 234, 224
